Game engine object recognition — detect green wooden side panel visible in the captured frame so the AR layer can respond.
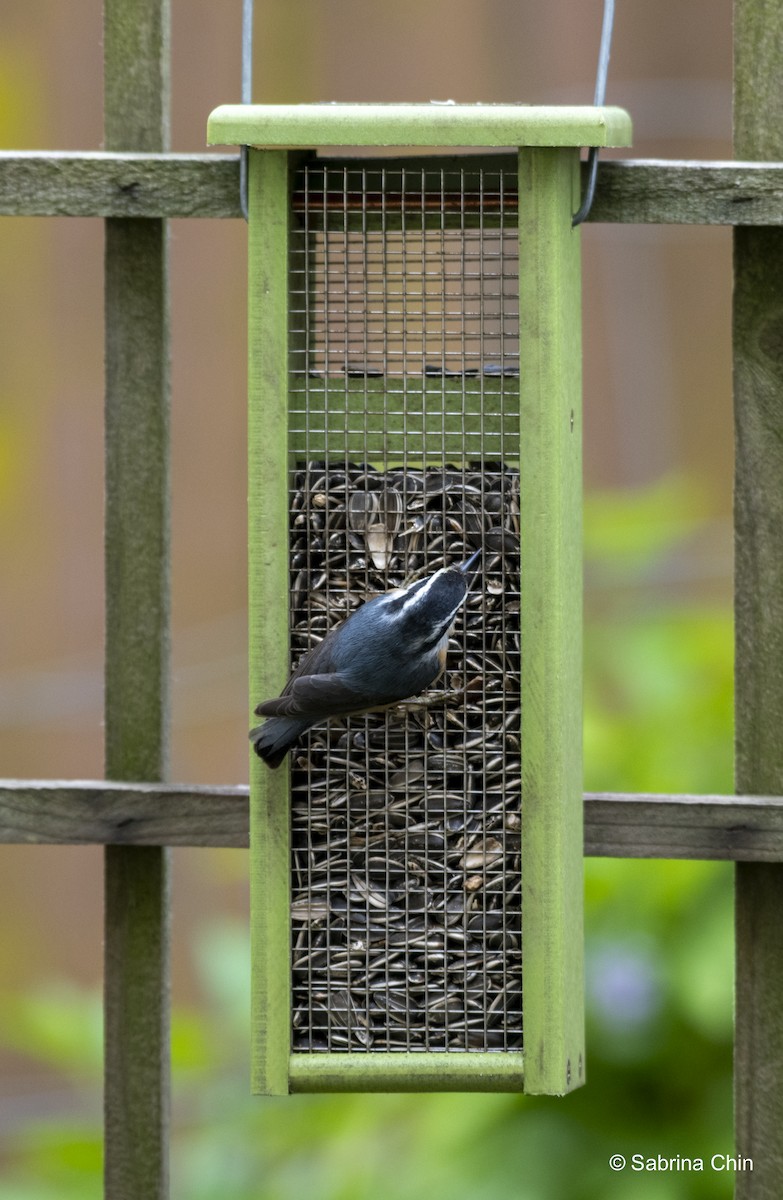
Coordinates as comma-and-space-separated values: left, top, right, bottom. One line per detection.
208, 103, 632, 150
248, 149, 292, 1096
289, 1052, 524, 1093
518, 146, 585, 1095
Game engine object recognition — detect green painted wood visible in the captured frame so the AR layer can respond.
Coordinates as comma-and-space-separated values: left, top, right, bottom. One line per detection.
5, 783, 783, 860
733, 1, 783, 1194
103, 2, 171, 1196
104, 847, 170, 1195
208, 103, 632, 150
0, 151, 242, 217
583, 793, 783, 861
248, 149, 293, 1097
289, 376, 518, 459
518, 147, 585, 1096
104, 2, 170, 154
0, 780, 252, 846
585, 159, 783, 226
104, 218, 171, 780
8, 153, 783, 226
289, 1052, 525, 1092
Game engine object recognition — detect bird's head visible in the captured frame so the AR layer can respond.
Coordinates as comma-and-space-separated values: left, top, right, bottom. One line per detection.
376, 548, 482, 651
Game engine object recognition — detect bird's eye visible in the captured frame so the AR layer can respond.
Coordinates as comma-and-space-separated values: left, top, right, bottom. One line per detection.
403, 578, 429, 601
383, 577, 429, 614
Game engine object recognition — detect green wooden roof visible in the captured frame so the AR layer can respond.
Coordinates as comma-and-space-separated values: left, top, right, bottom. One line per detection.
207, 103, 632, 149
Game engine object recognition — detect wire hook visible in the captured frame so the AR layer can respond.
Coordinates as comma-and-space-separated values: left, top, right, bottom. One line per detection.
238, 0, 614, 225
239, 0, 254, 221
572, 0, 615, 227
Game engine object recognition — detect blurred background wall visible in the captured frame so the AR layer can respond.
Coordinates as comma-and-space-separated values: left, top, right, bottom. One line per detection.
0, 2, 735, 1195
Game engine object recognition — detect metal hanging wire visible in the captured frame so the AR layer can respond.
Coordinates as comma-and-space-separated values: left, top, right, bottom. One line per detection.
238, 0, 615, 226
572, 0, 616, 227
239, 0, 254, 221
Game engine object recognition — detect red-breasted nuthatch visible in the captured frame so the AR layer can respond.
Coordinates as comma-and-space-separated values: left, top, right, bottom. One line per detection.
250, 548, 482, 768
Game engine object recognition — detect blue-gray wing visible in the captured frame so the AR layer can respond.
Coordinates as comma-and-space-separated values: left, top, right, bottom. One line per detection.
254, 631, 378, 719
253, 636, 334, 716
256, 672, 377, 719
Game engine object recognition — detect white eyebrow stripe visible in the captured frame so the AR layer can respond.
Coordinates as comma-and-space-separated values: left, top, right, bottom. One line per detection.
399, 571, 446, 609
376, 567, 469, 628
376, 573, 442, 611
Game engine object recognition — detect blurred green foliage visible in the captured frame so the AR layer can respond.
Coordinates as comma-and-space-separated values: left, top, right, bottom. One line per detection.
0, 477, 734, 1199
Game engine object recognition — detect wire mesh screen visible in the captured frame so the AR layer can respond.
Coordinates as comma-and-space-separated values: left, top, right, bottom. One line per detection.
288, 161, 521, 1053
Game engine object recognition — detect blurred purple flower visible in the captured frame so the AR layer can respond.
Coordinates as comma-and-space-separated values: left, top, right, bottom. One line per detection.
587, 942, 662, 1029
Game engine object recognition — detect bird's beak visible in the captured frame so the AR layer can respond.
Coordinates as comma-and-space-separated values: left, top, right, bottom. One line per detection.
458, 547, 483, 575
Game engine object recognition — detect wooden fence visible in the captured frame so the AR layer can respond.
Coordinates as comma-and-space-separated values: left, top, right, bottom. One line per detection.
1, 0, 782, 1196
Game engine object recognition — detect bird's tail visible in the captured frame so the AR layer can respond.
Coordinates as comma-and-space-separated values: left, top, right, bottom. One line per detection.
249, 717, 310, 769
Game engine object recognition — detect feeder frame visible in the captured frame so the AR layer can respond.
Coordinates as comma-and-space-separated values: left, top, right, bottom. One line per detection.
207, 102, 632, 1096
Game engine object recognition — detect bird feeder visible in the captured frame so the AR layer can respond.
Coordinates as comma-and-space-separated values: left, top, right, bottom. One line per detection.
207, 103, 632, 1095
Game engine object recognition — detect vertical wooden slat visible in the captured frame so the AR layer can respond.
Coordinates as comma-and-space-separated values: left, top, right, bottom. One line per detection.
518, 147, 585, 1095
734, 2, 783, 1196
103, 2, 171, 1196
248, 149, 292, 1096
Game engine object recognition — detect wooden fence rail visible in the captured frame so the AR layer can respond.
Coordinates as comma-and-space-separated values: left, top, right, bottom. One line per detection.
3, 152, 783, 224
3, 782, 783, 861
